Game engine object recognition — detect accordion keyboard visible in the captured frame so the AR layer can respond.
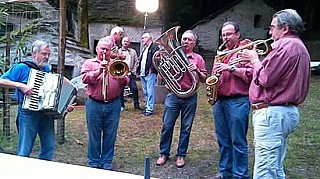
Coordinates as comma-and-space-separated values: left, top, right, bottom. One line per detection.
27, 70, 46, 110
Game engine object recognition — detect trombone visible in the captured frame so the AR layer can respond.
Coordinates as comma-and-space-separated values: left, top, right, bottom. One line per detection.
101, 47, 129, 102
102, 53, 108, 102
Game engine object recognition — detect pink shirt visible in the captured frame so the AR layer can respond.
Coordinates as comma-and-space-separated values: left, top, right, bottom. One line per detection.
81, 58, 129, 101
249, 35, 310, 105
179, 52, 207, 89
213, 43, 253, 97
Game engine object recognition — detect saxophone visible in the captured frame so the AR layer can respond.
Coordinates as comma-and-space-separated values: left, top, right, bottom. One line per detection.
205, 38, 272, 105
205, 42, 226, 105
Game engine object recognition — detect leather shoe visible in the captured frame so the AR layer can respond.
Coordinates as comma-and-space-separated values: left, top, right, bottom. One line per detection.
156, 155, 168, 166
175, 156, 185, 168
212, 173, 223, 179
134, 106, 143, 110
143, 112, 153, 116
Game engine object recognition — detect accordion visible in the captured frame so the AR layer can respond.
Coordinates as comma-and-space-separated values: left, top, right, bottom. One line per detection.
22, 69, 77, 119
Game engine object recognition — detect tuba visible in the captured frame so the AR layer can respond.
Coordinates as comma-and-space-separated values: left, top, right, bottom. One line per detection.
152, 26, 199, 98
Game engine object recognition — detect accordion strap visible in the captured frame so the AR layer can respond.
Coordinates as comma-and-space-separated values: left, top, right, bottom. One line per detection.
20, 61, 41, 71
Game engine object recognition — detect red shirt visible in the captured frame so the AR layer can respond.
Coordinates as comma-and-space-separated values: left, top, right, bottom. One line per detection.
81, 58, 129, 101
214, 42, 253, 97
249, 35, 310, 105
179, 52, 207, 89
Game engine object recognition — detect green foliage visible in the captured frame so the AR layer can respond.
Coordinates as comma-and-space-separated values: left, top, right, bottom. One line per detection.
0, 18, 41, 74
0, 8, 9, 26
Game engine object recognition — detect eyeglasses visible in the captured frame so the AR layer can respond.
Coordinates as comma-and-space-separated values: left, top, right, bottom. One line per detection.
221, 32, 237, 38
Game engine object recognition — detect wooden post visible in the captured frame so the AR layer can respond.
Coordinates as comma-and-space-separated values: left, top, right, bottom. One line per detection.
56, 0, 66, 144
2, 33, 11, 137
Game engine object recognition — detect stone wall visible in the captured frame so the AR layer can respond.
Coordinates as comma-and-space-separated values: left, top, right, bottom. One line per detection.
191, 0, 276, 71
88, 23, 163, 54
86, 0, 162, 27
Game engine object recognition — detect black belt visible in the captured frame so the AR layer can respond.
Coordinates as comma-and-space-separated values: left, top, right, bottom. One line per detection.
89, 96, 117, 104
218, 94, 248, 100
251, 102, 296, 110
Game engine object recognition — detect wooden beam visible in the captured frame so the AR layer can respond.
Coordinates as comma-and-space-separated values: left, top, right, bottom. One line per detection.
56, 0, 66, 144
0, 0, 47, 2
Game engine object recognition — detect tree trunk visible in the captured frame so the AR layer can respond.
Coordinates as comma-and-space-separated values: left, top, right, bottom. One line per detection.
78, 0, 89, 48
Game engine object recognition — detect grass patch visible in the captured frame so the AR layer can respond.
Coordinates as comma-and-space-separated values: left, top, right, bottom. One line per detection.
1, 75, 320, 178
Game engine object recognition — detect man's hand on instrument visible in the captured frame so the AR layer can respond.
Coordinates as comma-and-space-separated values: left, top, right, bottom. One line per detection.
19, 83, 33, 96
100, 60, 108, 71
239, 45, 260, 64
67, 103, 77, 112
213, 62, 230, 73
188, 63, 199, 73
117, 53, 126, 60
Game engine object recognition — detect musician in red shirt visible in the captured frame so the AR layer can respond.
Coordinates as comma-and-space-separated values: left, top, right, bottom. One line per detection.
211, 22, 253, 179
240, 9, 310, 178
81, 36, 129, 170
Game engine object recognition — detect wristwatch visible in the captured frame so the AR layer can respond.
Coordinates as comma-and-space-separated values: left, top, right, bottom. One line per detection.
230, 66, 235, 73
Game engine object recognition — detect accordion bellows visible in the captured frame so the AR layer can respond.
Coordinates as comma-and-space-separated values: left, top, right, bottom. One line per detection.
22, 69, 77, 119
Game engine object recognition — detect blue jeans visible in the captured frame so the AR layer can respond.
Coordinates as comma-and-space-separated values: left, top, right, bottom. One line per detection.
159, 93, 197, 157
120, 74, 140, 108
213, 96, 250, 179
85, 97, 121, 170
252, 105, 299, 179
140, 73, 157, 113
17, 105, 55, 160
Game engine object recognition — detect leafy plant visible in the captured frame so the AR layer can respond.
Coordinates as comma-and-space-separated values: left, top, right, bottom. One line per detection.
0, 7, 9, 26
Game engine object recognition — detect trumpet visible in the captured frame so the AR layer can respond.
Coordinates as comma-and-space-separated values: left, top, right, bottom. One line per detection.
216, 37, 273, 62
205, 37, 273, 105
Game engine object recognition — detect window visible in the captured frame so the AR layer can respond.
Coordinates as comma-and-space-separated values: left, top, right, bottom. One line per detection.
51, 65, 74, 80
254, 15, 262, 28
0, 23, 14, 37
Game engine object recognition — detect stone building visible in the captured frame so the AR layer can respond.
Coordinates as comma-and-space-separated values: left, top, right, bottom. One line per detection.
191, 0, 276, 71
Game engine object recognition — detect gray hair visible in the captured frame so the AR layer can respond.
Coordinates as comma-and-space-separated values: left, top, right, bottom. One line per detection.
98, 36, 114, 47
273, 9, 305, 35
32, 40, 49, 53
222, 21, 240, 33
142, 31, 152, 41
183, 30, 198, 42
110, 26, 124, 35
